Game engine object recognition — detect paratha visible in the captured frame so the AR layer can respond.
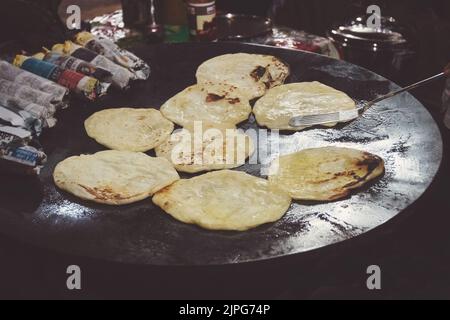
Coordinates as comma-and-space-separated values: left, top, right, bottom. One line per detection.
160, 83, 251, 128
85, 108, 174, 152
268, 147, 385, 201
54, 150, 180, 205
155, 126, 255, 173
196, 53, 290, 100
153, 170, 292, 231
253, 82, 357, 130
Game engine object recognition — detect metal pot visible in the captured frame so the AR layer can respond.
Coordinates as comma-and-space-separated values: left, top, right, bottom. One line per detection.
328, 15, 416, 84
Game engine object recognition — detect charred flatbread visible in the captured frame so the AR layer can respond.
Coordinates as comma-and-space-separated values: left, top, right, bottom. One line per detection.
196, 53, 290, 100
268, 147, 385, 201
160, 83, 251, 128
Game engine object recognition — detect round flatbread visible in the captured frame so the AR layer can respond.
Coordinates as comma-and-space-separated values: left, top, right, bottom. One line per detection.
54, 150, 180, 205
85, 108, 174, 152
160, 83, 251, 128
196, 53, 290, 100
253, 82, 357, 130
153, 170, 292, 231
155, 126, 255, 173
268, 147, 385, 201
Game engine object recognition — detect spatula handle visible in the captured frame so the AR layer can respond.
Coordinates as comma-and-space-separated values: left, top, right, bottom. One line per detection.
363, 72, 447, 111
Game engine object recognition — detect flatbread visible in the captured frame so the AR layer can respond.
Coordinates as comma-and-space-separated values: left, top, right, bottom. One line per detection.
84, 108, 174, 152
253, 82, 357, 130
54, 150, 180, 205
268, 147, 385, 201
196, 53, 290, 100
155, 126, 255, 173
160, 83, 251, 128
153, 170, 292, 231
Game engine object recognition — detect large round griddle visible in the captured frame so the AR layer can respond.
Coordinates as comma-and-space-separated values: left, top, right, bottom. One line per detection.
0, 42, 443, 266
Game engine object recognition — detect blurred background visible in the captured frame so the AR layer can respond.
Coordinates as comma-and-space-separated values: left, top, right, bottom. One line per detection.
2, 0, 448, 113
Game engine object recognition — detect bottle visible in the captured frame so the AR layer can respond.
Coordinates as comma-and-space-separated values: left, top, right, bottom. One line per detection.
163, 0, 189, 43
185, 0, 217, 42
121, 0, 149, 30
146, 0, 165, 43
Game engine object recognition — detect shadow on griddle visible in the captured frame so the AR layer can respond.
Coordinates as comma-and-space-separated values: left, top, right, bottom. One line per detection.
53, 187, 156, 213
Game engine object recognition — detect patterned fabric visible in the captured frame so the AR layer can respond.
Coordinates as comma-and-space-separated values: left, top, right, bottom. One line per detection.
249, 27, 339, 59
443, 78, 450, 129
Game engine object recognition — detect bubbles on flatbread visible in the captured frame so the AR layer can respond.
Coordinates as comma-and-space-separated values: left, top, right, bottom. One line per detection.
155, 124, 255, 173
253, 82, 357, 130
85, 108, 174, 152
160, 83, 251, 128
153, 170, 292, 231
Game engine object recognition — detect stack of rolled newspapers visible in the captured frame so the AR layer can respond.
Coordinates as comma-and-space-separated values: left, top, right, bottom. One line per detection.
0, 32, 150, 174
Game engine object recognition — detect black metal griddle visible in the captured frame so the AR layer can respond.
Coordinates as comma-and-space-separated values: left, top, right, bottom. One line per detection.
0, 42, 443, 266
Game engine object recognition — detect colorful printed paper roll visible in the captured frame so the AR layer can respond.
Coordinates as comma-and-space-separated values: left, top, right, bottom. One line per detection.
75, 31, 150, 80
34, 51, 113, 83
52, 41, 134, 89
13, 55, 110, 101
0, 142, 46, 175
0, 125, 32, 149
0, 94, 56, 127
0, 124, 46, 175
0, 104, 44, 135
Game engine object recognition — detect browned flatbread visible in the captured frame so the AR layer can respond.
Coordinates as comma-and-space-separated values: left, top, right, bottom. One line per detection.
268, 147, 385, 201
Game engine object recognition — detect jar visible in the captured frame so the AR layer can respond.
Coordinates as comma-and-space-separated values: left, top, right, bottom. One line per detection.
186, 0, 217, 41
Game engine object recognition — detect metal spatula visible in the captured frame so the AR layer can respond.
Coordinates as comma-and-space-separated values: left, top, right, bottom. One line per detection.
289, 69, 449, 128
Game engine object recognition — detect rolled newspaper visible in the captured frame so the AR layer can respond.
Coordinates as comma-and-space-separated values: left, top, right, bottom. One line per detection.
74, 31, 150, 80
34, 51, 113, 83
0, 60, 68, 107
0, 78, 60, 111
0, 125, 46, 175
13, 55, 110, 101
0, 125, 32, 149
52, 41, 134, 89
0, 94, 56, 127
0, 104, 44, 135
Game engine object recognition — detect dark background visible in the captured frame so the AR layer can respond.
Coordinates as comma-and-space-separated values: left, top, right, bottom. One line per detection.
0, 0, 449, 299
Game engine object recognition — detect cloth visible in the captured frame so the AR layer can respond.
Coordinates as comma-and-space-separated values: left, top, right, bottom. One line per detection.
444, 78, 450, 129
249, 26, 339, 59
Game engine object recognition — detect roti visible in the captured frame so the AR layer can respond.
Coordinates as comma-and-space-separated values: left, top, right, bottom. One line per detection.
196, 53, 290, 100
155, 126, 255, 173
54, 150, 180, 205
253, 82, 357, 130
84, 108, 174, 152
153, 170, 292, 231
160, 83, 251, 128
268, 147, 385, 201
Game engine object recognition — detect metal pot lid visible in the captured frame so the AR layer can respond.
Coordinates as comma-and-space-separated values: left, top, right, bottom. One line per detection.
329, 15, 409, 49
